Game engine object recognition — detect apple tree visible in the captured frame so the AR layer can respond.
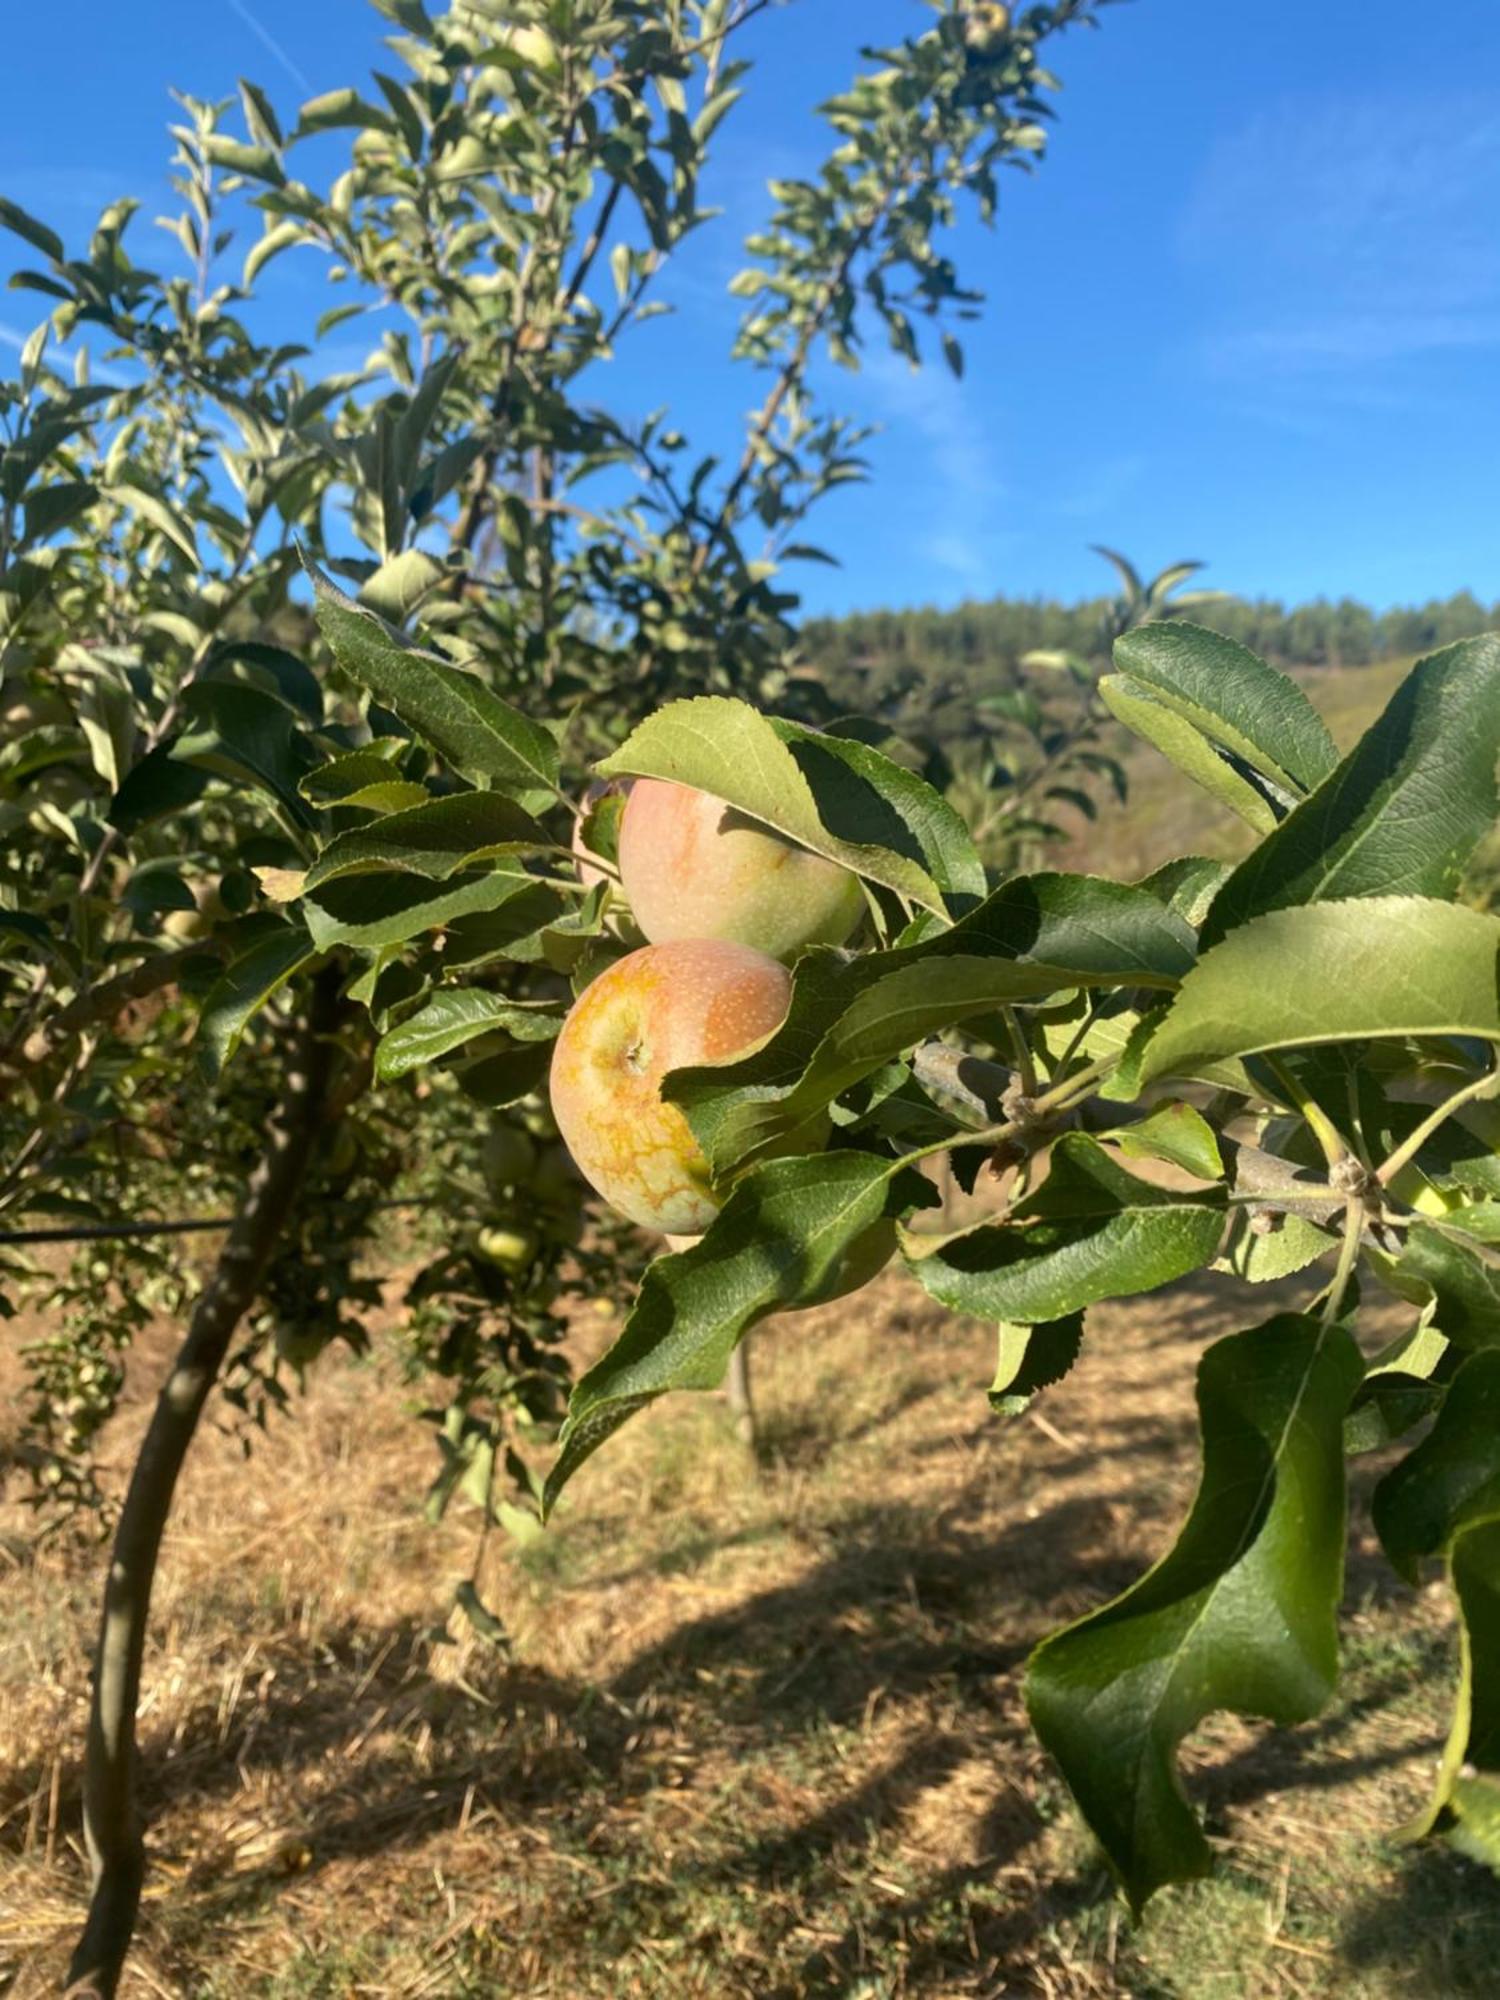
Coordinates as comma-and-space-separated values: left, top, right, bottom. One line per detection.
0, 1, 1124, 1991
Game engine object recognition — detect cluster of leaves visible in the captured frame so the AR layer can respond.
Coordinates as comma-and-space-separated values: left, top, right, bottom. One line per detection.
218, 541, 1500, 1904
450, 618, 1496, 1905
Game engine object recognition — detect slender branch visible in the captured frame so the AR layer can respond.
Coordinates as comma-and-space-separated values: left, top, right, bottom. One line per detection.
558, 177, 624, 317
6, 947, 222, 1072
893, 1054, 1118, 1176
999, 1005, 1037, 1096
1376, 1063, 1500, 1190
1320, 1201, 1366, 1328
688, 189, 894, 586
65, 980, 343, 2000
1265, 1055, 1350, 1173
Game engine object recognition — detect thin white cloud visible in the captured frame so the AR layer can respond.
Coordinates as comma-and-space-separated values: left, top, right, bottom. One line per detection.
0, 323, 25, 352
0, 167, 128, 216
226, 0, 313, 96
852, 342, 1005, 581
1181, 88, 1500, 391
919, 530, 990, 584
1053, 453, 1147, 522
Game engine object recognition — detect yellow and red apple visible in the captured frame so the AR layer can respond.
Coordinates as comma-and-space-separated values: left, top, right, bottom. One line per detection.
549, 938, 791, 1234
617, 779, 864, 964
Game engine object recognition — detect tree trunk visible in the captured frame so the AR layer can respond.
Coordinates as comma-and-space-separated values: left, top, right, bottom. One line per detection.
726, 1337, 756, 1452
65, 994, 338, 1999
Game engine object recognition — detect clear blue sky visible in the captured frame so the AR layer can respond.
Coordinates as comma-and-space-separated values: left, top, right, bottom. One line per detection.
3, 0, 1498, 619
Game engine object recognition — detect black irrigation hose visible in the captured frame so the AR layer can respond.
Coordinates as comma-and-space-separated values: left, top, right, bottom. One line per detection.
0, 1197, 425, 1248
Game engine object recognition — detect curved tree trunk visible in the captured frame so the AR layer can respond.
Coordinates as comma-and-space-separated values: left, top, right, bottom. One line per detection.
66, 995, 338, 1999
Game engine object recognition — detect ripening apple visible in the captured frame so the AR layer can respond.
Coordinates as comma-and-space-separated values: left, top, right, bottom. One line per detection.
617, 779, 864, 964
550, 938, 792, 1234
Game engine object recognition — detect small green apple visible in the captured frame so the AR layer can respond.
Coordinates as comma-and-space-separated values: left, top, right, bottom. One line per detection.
476, 1223, 540, 1273
481, 1123, 538, 1190
274, 1322, 330, 1367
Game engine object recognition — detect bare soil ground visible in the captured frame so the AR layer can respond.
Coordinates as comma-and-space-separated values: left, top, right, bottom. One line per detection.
3, 1254, 1495, 2000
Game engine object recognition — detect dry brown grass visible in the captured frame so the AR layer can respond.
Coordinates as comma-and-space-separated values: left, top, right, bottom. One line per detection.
1, 1254, 1494, 1998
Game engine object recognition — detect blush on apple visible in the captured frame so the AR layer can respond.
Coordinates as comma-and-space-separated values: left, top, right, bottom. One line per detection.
617, 778, 864, 963
549, 939, 792, 1233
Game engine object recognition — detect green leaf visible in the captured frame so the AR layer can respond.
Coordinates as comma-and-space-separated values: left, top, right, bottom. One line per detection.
670, 874, 1195, 1176
1106, 621, 1337, 826
902, 1135, 1225, 1324
1026, 1314, 1362, 1911
103, 481, 199, 565
453, 1580, 510, 1650
1374, 1350, 1500, 1582
303, 794, 550, 892
23, 481, 97, 545
1202, 635, 1500, 947
451, 1040, 551, 1108
598, 695, 985, 916
299, 745, 411, 804
0, 197, 64, 263
176, 681, 320, 826
302, 866, 539, 953
1450, 1720, 1500, 1872
196, 927, 316, 1079
776, 718, 988, 911
309, 560, 559, 812
294, 87, 396, 135
1140, 898, 1500, 1088
243, 219, 305, 287
359, 548, 446, 622
200, 134, 285, 185
1102, 679, 1282, 834
1222, 1209, 1334, 1285
1139, 857, 1233, 927
1440, 1203, 1500, 1244
1106, 1103, 1223, 1180
375, 989, 563, 1079
1343, 1314, 1449, 1455
206, 642, 322, 722
238, 76, 284, 148
108, 742, 212, 833
1373, 1354, 1500, 1851
1377, 1223, 1500, 1352
988, 1315, 1084, 1416
544, 1155, 931, 1512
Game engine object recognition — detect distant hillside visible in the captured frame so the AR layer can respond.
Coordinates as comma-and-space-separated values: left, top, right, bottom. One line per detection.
800, 587, 1500, 687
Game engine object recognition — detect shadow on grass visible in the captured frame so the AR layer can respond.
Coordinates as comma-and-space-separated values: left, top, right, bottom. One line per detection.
7, 1264, 1490, 1995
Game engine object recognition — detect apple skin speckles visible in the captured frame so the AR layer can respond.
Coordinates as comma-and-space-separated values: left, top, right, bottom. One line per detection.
549, 939, 792, 1234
